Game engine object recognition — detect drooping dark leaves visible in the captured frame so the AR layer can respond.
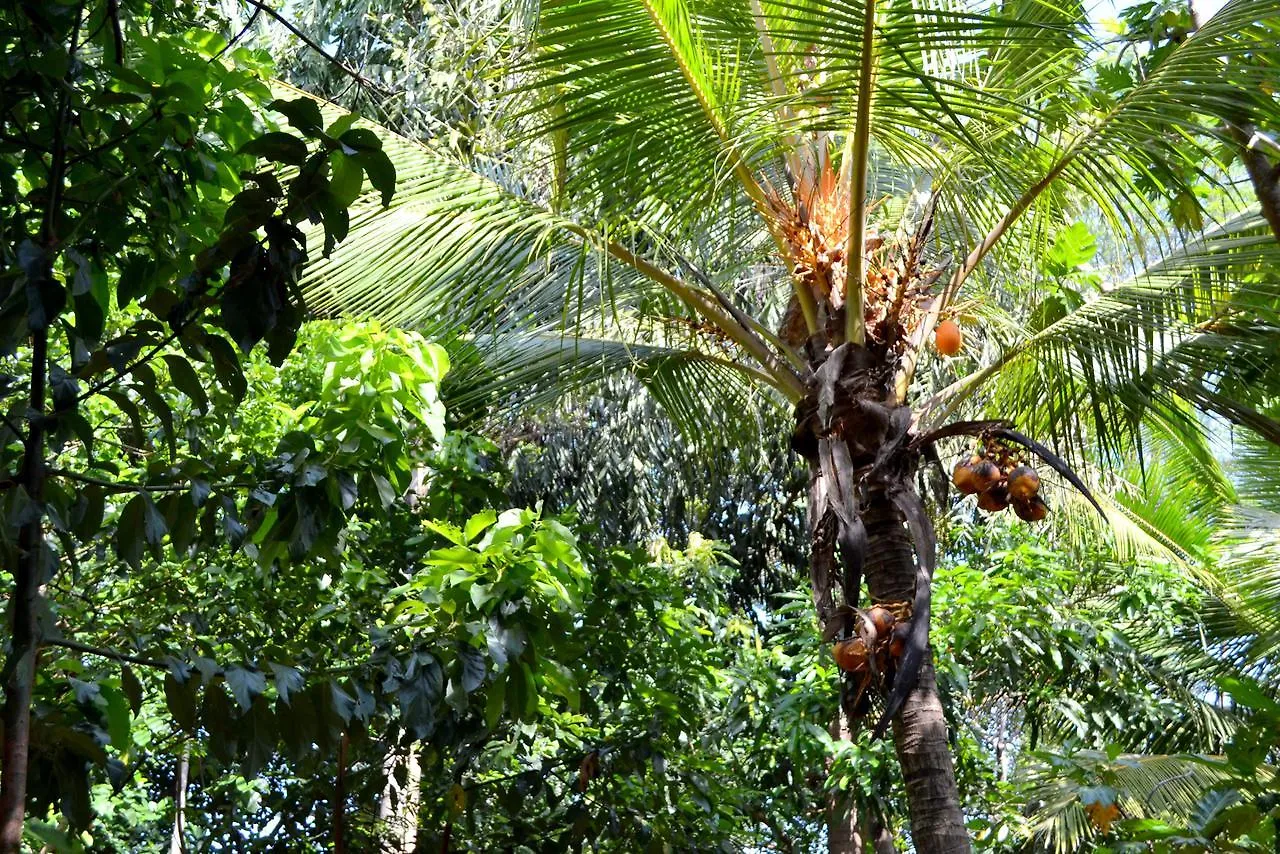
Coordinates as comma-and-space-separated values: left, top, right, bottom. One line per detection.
817, 437, 860, 535
872, 406, 913, 476
837, 514, 866, 613
990, 426, 1106, 517
164, 670, 199, 733
458, 644, 486, 694
162, 353, 210, 414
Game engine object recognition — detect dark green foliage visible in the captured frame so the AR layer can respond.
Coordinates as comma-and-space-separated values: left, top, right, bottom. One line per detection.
0, 1, 392, 841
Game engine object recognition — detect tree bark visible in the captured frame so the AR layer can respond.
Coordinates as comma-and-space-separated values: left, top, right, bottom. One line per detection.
168, 746, 189, 854
865, 816, 897, 854
378, 740, 422, 852
827, 711, 864, 854
0, 12, 79, 848
861, 493, 968, 854
1230, 123, 1280, 243
0, 348, 44, 850
335, 731, 349, 854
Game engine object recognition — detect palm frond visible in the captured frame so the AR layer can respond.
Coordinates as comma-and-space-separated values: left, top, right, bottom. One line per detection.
1025, 750, 1277, 854
292, 95, 808, 400
445, 330, 781, 450
1227, 422, 1280, 512
923, 214, 1280, 461
1206, 505, 1280, 663
519, 0, 774, 230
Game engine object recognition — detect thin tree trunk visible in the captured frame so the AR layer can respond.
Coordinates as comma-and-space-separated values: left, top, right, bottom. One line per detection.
168, 746, 189, 854
827, 712, 864, 854
378, 741, 422, 852
0, 366, 44, 850
861, 492, 968, 854
0, 13, 79, 848
865, 814, 897, 854
335, 732, 349, 853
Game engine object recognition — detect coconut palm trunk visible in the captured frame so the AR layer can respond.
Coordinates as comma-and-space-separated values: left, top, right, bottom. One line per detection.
860, 492, 966, 851
795, 335, 967, 850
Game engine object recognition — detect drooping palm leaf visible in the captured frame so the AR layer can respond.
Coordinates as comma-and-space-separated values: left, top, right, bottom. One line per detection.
1024, 750, 1278, 854
923, 214, 1280, 460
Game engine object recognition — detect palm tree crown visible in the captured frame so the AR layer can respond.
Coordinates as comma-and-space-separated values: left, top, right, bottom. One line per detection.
302, 0, 1280, 453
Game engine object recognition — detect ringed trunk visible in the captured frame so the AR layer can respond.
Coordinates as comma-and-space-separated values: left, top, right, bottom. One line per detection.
861, 492, 968, 853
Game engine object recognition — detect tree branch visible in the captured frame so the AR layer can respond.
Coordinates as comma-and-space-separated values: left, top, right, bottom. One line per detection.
47, 468, 255, 494
241, 0, 392, 97
568, 225, 807, 401
44, 637, 167, 670
671, 252, 808, 378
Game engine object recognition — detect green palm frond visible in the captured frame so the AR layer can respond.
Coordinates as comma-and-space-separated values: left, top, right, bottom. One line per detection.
302, 148, 573, 329
293, 100, 807, 400
924, 214, 1280, 460
765, 0, 1280, 267
1102, 422, 1239, 562
444, 331, 779, 448
521, 0, 773, 229
294, 0, 1280, 492
1025, 751, 1277, 854
1206, 505, 1280, 662
1228, 422, 1280, 512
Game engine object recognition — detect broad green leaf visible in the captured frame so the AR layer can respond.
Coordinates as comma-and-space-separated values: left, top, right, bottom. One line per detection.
269, 96, 324, 135
239, 131, 308, 165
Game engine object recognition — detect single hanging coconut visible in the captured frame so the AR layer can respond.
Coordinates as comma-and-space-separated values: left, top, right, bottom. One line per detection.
1013, 495, 1049, 522
865, 605, 896, 638
972, 459, 1003, 494
833, 637, 870, 673
977, 484, 1010, 512
952, 455, 983, 494
1007, 465, 1041, 501
935, 319, 963, 356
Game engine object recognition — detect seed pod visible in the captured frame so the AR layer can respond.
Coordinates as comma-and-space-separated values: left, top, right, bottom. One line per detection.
972, 459, 1003, 493
1007, 465, 1041, 501
833, 637, 870, 673
1013, 495, 1049, 522
977, 484, 1010, 512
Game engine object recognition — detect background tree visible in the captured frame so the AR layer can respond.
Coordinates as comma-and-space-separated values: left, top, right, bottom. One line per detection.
0, 1, 393, 846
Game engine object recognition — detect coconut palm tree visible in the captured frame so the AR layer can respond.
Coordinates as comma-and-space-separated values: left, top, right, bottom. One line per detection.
295, 0, 1280, 848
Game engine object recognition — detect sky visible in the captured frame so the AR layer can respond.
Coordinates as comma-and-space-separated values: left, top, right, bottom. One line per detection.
1088, 0, 1230, 28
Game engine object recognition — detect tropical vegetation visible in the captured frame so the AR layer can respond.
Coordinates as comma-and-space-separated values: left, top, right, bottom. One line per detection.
1, 0, 1279, 851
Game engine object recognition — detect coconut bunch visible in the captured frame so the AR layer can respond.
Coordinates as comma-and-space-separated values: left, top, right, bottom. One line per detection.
831, 603, 913, 715
952, 440, 1048, 522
